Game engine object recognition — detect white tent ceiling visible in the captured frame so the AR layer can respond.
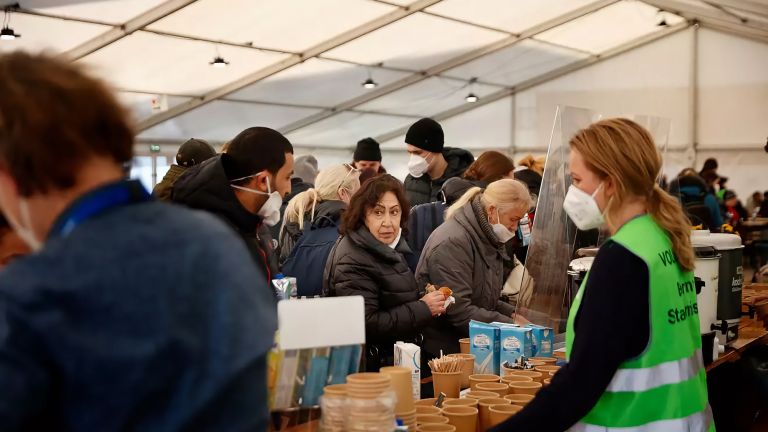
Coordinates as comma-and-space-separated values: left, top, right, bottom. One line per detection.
1, 0, 767, 151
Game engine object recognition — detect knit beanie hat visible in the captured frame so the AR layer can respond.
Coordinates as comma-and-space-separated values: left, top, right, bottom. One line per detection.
293, 155, 319, 185
354, 138, 382, 162
405, 118, 444, 153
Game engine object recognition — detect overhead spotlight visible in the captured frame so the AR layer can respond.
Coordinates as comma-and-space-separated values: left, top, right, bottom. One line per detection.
209, 56, 229, 67
1, 8, 20, 41
465, 77, 479, 102
361, 77, 378, 89
362, 62, 383, 90
657, 10, 669, 27
0, 26, 19, 40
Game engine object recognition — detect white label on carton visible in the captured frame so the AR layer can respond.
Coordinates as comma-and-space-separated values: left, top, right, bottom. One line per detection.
394, 342, 421, 400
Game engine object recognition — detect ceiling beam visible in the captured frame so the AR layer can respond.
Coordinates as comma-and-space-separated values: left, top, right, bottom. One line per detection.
645, 0, 768, 31
62, 0, 199, 60
373, 22, 691, 144
277, 0, 619, 135
136, 0, 443, 132
701, 20, 768, 43
703, 0, 768, 18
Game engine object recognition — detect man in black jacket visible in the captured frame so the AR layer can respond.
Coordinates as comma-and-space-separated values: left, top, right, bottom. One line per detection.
152, 138, 216, 202
173, 127, 294, 283
403, 118, 474, 207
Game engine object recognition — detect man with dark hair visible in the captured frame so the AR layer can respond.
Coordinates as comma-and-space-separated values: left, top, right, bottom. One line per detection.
173, 127, 294, 281
0, 215, 29, 269
152, 138, 216, 201
0, 52, 276, 430
353, 137, 386, 174
403, 118, 474, 206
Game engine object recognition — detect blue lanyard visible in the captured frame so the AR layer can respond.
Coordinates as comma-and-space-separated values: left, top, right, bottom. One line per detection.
49, 180, 151, 239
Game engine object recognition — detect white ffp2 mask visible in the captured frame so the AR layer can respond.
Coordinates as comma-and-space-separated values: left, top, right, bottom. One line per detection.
563, 184, 605, 230
231, 174, 282, 226
490, 208, 515, 243
407, 154, 430, 178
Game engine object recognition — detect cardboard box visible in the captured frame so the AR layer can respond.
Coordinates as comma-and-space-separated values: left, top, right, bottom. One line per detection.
498, 325, 533, 371
469, 320, 500, 375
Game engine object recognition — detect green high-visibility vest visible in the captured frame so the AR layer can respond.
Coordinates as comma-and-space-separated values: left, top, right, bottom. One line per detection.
565, 215, 714, 431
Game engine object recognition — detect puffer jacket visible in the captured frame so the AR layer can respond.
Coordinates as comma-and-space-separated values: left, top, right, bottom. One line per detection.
324, 227, 432, 369
152, 165, 186, 202
405, 147, 474, 207
416, 195, 515, 357
172, 155, 279, 283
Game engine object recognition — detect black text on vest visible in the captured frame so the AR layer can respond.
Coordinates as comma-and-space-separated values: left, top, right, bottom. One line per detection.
658, 249, 677, 267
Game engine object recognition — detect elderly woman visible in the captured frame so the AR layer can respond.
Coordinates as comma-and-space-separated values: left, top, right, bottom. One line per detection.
416, 179, 533, 357
324, 175, 446, 371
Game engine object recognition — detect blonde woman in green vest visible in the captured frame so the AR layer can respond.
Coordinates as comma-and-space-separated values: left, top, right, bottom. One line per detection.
491, 118, 713, 431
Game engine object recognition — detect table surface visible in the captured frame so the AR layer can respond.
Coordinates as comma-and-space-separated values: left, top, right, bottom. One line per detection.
705, 321, 768, 371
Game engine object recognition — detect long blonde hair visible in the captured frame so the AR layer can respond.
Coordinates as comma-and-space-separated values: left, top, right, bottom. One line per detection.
281, 164, 360, 233
570, 118, 695, 271
446, 179, 532, 220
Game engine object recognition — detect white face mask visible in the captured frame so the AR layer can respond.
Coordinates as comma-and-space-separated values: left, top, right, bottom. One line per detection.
0, 187, 43, 251
231, 174, 282, 226
563, 183, 605, 231
490, 208, 515, 243
408, 153, 431, 178
388, 228, 402, 249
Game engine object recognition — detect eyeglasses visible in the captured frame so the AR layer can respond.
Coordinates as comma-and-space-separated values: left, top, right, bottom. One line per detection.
339, 163, 361, 191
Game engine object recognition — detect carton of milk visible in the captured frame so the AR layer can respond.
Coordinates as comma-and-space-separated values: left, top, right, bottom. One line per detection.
469, 320, 500, 375
527, 324, 554, 357
394, 341, 421, 400
498, 325, 533, 371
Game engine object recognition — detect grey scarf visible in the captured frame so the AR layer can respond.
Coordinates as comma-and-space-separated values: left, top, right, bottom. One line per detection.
471, 195, 504, 248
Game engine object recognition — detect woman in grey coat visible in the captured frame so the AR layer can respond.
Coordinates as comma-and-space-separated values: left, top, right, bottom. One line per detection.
415, 179, 532, 357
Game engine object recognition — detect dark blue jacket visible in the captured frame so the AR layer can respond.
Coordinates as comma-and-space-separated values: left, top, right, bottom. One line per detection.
0, 181, 277, 431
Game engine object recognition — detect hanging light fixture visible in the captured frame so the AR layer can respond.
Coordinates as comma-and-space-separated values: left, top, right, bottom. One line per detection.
209, 56, 229, 67
361, 64, 380, 89
209, 44, 229, 67
361, 77, 378, 89
465, 77, 479, 103
1, 8, 20, 41
657, 9, 669, 27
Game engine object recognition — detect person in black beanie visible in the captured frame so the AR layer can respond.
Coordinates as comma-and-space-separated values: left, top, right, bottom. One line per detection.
404, 118, 474, 207
353, 137, 386, 174
152, 138, 216, 201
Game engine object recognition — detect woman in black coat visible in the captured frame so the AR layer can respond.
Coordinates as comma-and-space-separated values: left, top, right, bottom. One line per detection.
324, 175, 446, 371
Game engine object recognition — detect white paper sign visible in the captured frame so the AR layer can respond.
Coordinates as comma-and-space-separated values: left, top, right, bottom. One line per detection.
277, 296, 365, 350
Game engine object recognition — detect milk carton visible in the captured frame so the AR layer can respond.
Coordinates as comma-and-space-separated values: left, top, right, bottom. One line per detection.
528, 324, 554, 357
498, 325, 533, 371
469, 320, 500, 375
394, 341, 421, 400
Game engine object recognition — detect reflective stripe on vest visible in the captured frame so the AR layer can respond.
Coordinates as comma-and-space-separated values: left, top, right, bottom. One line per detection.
570, 405, 714, 432
606, 349, 704, 393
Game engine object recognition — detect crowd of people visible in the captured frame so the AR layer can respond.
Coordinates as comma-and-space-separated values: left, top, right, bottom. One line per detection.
668, 157, 768, 232
0, 51, 750, 431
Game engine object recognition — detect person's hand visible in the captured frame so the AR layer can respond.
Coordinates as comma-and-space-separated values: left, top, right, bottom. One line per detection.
420, 290, 447, 316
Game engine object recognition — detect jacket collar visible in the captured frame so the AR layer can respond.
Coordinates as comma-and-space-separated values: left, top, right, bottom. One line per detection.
348, 226, 411, 263
454, 196, 504, 267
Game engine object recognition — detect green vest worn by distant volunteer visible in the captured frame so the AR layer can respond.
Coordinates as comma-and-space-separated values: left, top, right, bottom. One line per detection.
566, 215, 713, 432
